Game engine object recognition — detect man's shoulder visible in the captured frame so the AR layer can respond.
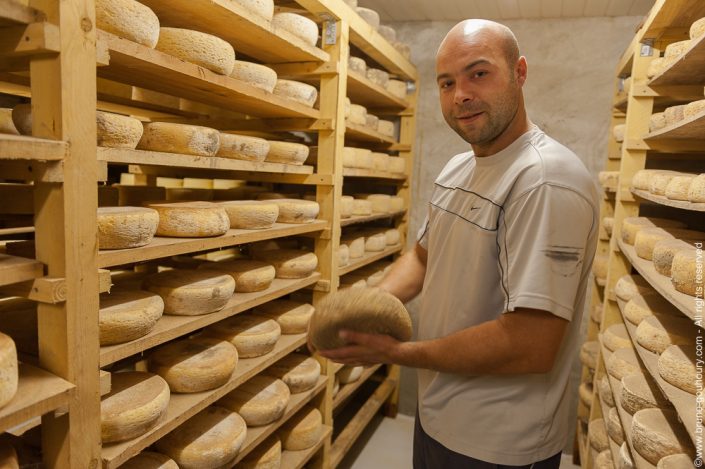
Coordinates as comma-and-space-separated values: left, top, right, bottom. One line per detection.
436, 150, 474, 182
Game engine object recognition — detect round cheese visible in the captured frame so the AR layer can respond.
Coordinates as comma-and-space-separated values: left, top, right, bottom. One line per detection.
230, 60, 277, 92
636, 314, 694, 354
353, 148, 373, 169
204, 314, 281, 358
394, 41, 411, 59
378, 25, 396, 43
621, 217, 686, 245
156, 28, 235, 75
145, 201, 230, 238
352, 199, 372, 216
364, 232, 387, 251
650, 112, 667, 132
659, 344, 696, 394
690, 17, 705, 39
664, 175, 695, 201
344, 97, 351, 118
238, 435, 281, 469
253, 250, 318, 279
365, 113, 379, 129
615, 275, 652, 301
599, 375, 615, 407
650, 172, 685, 196
589, 418, 609, 452
99, 289, 164, 345
578, 382, 592, 407
385, 228, 401, 246
620, 443, 634, 469
97, 206, 159, 249
389, 196, 404, 212
672, 246, 703, 296
342, 147, 356, 168
595, 449, 614, 469
96, 0, 159, 48
647, 57, 667, 78
236, 0, 274, 21
366, 68, 389, 87
580, 341, 599, 369
355, 7, 380, 29
359, 194, 390, 213
613, 124, 626, 143
349, 56, 367, 73
606, 348, 642, 380
138, 122, 220, 157
121, 451, 178, 469
591, 302, 602, 324
199, 259, 275, 292
632, 408, 695, 464
273, 79, 318, 108
388, 157, 406, 174
603, 217, 614, 237
101, 371, 170, 443
155, 406, 246, 469
338, 365, 363, 384
377, 120, 395, 137
217, 133, 269, 162
685, 99, 705, 120
604, 323, 632, 352
96, 111, 144, 149
386, 80, 407, 100
0, 108, 18, 135
253, 300, 314, 334
272, 199, 319, 224
272, 12, 319, 46
0, 333, 18, 409
657, 454, 696, 469
632, 170, 664, 191
219, 375, 289, 426
599, 171, 619, 192
218, 200, 279, 230
348, 104, 368, 125
11, 104, 31, 136
607, 407, 625, 446
266, 353, 320, 393
339, 244, 350, 267
688, 174, 705, 202
341, 195, 354, 218
148, 337, 238, 392
624, 292, 681, 326
653, 239, 693, 276
665, 104, 687, 125
593, 254, 608, 281
620, 372, 671, 416
664, 40, 691, 58
143, 269, 235, 315
266, 141, 309, 165
342, 236, 365, 258
279, 407, 322, 451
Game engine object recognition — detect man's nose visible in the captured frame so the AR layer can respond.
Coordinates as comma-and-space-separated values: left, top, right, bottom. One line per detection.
453, 79, 475, 105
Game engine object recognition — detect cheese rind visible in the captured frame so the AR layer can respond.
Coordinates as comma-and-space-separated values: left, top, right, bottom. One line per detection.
650, 112, 667, 132
272, 12, 319, 46
199, 259, 275, 292
378, 25, 396, 42
279, 407, 322, 450
341, 195, 354, 218
121, 451, 178, 469
96, 0, 160, 48
606, 348, 642, 380
273, 80, 318, 108
665, 175, 695, 201
236, 0, 274, 21
349, 56, 367, 73
347, 104, 368, 126
653, 239, 693, 276
203, 315, 281, 358
659, 344, 696, 394
99, 289, 164, 345
621, 217, 686, 245
355, 7, 380, 29
352, 199, 372, 216
388, 157, 406, 173
138, 122, 220, 157
615, 275, 652, 301
607, 407, 625, 446
266, 141, 310, 165
671, 247, 703, 296
143, 269, 235, 315
265, 353, 320, 393
366, 68, 389, 87
580, 341, 599, 369
97, 206, 159, 249
145, 201, 230, 238
604, 323, 632, 352
578, 382, 592, 407
664, 40, 691, 58
96, 111, 144, 149
238, 435, 281, 469
155, 27, 235, 75
218, 375, 290, 426
230, 60, 277, 92
624, 292, 680, 326
613, 124, 625, 143
253, 250, 318, 279
688, 174, 705, 202
0, 333, 18, 409
218, 200, 279, 230
385, 80, 407, 100
377, 119, 395, 137
599, 375, 615, 407
272, 199, 319, 224
253, 300, 315, 334
341, 236, 365, 258
338, 365, 363, 384
217, 133, 269, 162
665, 104, 687, 125
589, 418, 609, 452
620, 372, 672, 416
595, 450, 614, 469
636, 314, 695, 354
631, 408, 695, 464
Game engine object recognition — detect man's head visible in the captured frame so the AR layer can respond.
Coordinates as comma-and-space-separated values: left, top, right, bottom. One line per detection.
436, 20, 527, 148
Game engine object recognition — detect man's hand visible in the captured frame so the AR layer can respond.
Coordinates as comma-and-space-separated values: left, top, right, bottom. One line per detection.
317, 330, 411, 366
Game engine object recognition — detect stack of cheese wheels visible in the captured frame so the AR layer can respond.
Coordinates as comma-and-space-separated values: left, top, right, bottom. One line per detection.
599, 376, 615, 407
690, 174, 705, 202
216, 133, 270, 162
636, 314, 694, 354
338, 365, 363, 384
653, 238, 694, 276
271, 199, 319, 223
378, 24, 396, 42
143, 269, 235, 315
347, 103, 368, 125
265, 141, 309, 165
355, 7, 380, 29
138, 122, 220, 156
97, 207, 159, 249
272, 12, 319, 46
121, 451, 178, 469
578, 382, 592, 408
230, 60, 277, 92
377, 119, 395, 137
199, 259, 275, 292
95, 0, 160, 48
219, 200, 279, 229
203, 314, 281, 358
253, 249, 318, 279
99, 289, 164, 345
659, 344, 696, 394
665, 104, 687, 125
279, 406, 322, 450
386, 79, 407, 100
100, 371, 170, 443
218, 375, 290, 426
592, 254, 608, 285
155, 406, 247, 468
0, 333, 17, 409
388, 156, 406, 174
580, 341, 599, 370
620, 372, 672, 415
253, 300, 314, 334
239, 436, 281, 469
603, 323, 633, 352
340, 195, 354, 218
145, 201, 230, 237
588, 418, 609, 454
155, 28, 235, 75
341, 234, 365, 258
607, 348, 643, 380
273, 79, 318, 108
650, 112, 667, 132
615, 274, 653, 301
352, 198, 373, 216
149, 337, 238, 392
366, 68, 389, 87
672, 246, 703, 296
598, 171, 619, 192
621, 217, 687, 245
96, 111, 144, 149
339, 243, 351, 267
386, 228, 401, 245
632, 408, 695, 464
624, 291, 681, 326
349, 56, 367, 74
608, 409, 625, 444
265, 353, 320, 393
665, 174, 696, 201
0, 108, 18, 134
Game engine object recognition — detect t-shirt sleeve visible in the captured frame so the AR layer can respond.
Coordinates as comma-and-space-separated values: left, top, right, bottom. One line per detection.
502, 184, 596, 321
417, 212, 430, 249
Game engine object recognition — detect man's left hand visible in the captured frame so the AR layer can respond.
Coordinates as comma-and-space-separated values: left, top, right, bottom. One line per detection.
317, 330, 408, 366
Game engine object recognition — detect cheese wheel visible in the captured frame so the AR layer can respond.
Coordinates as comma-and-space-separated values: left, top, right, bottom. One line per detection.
599, 375, 615, 407
96, 0, 159, 48
650, 112, 667, 132
389, 196, 404, 212
0, 108, 18, 135
352, 199, 373, 216
121, 452, 178, 469
279, 407, 322, 450
199, 259, 275, 292
615, 275, 652, 301
620, 372, 671, 415
155, 406, 246, 469
218, 375, 289, 426
632, 170, 666, 191
691, 17, 705, 39
235, 0, 274, 21
309, 287, 412, 350
339, 244, 350, 267
603, 217, 614, 237
657, 454, 696, 469
272, 12, 319, 46
342, 147, 357, 168
613, 124, 626, 143
138, 122, 220, 157
377, 119, 395, 137
386, 79, 407, 100
591, 302, 603, 324
349, 56, 367, 73
632, 408, 695, 464
672, 246, 703, 296
217, 133, 269, 162
353, 148, 373, 169
156, 28, 235, 75
595, 450, 614, 469
365, 113, 380, 129
599, 171, 619, 192
101, 371, 170, 443
355, 7, 380, 29
0, 441, 17, 469
385, 228, 401, 246
344, 97, 351, 118
606, 348, 642, 380
143, 269, 234, 315
253, 300, 314, 334
230, 60, 277, 92
253, 249, 318, 279
580, 341, 599, 369
364, 194, 391, 213
593, 254, 608, 281
99, 289, 164, 345
621, 217, 686, 245
647, 57, 668, 79
145, 201, 229, 237
654, 239, 694, 276
217, 200, 278, 230
238, 435, 281, 469
589, 418, 609, 451
348, 104, 368, 125
378, 25, 397, 43
204, 315, 281, 358
341, 195, 354, 218
636, 314, 695, 354
0, 333, 18, 409
684, 99, 705, 120
273, 79, 318, 108
650, 172, 685, 196
604, 323, 632, 352
271, 199, 319, 223
364, 232, 387, 252
96, 111, 143, 149
265, 353, 320, 393
665, 175, 695, 201
388, 157, 406, 173
366, 68, 389, 87
688, 174, 705, 202
664, 40, 691, 58
394, 41, 411, 59
578, 382, 592, 407
97, 206, 159, 250
338, 365, 363, 384
148, 337, 238, 392
659, 344, 696, 394
624, 292, 681, 326
266, 141, 309, 165
341, 235, 365, 258
620, 443, 634, 469
664, 105, 687, 125
607, 407, 625, 446
11, 104, 31, 135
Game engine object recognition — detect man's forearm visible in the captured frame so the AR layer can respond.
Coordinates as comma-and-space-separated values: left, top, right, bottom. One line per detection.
378, 244, 427, 303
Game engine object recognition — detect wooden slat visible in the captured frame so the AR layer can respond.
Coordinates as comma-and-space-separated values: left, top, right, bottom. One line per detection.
340, 210, 405, 227
338, 244, 402, 276
0, 133, 67, 161
342, 167, 406, 181
642, 0, 705, 43
0, 254, 42, 287
643, 108, 705, 140
346, 70, 408, 110
345, 122, 397, 145
0, 22, 60, 59
650, 34, 705, 86
333, 364, 382, 410
0, 0, 45, 27
631, 188, 705, 212
279, 424, 332, 469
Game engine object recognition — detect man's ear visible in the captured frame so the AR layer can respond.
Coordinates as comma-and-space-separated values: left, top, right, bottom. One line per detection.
516, 56, 528, 86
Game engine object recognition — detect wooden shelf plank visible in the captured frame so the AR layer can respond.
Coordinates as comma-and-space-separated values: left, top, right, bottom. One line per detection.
345, 122, 396, 145
0, 226, 34, 236
342, 168, 406, 181
338, 245, 401, 276
340, 210, 405, 227
346, 70, 408, 110
617, 238, 698, 322
97, 221, 327, 269
97, 32, 321, 119
0, 363, 74, 433
0, 134, 67, 162
641, 0, 705, 43
643, 107, 705, 140
0, 254, 42, 288
650, 33, 705, 87
333, 364, 382, 411
99, 273, 321, 366
631, 188, 705, 212
138, 0, 329, 64
280, 424, 332, 469
101, 333, 309, 469
0, 0, 45, 27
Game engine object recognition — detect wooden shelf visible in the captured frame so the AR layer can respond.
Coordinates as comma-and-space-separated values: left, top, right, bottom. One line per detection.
651, 34, 705, 87
101, 333, 309, 469
97, 32, 321, 119
343, 168, 406, 181
97, 221, 327, 269
338, 245, 401, 276
0, 0, 45, 27
99, 274, 320, 367
333, 364, 382, 411
347, 70, 409, 110
643, 107, 705, 141
641, 0, 705, 43
617, 238, 698, 322
0, 134, 67, 162
138, 0, 329, 64
631, 188, 705, 212
0, 363, 74, 434
280, 424, 332, 469
345, 122, 397, 145
0, 254, 42, 287
340, 210, 405, 227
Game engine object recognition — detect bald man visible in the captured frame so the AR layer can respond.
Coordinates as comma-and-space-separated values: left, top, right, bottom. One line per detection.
320, 20, 598, 468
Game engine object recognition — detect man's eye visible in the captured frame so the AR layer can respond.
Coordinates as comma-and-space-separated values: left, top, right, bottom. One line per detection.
474, 71, 488, 78
439, 81, 453, 89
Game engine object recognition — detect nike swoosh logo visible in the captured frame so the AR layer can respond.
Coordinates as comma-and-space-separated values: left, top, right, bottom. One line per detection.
470, 206, 481, 211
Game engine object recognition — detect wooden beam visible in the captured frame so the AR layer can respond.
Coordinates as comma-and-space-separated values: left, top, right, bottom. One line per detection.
0, 22, 60, 58
0, 0, 46, 27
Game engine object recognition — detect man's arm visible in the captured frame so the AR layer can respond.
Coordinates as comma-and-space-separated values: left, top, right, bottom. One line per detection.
377, 242, 428, 303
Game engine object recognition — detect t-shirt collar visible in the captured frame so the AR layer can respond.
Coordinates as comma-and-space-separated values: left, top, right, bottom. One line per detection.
472, 125, 541, 167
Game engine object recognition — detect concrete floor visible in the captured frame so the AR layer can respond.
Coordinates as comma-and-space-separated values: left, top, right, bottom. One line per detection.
338, 413, 581, 469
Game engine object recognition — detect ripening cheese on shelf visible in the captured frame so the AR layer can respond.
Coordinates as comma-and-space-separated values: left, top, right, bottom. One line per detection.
578, 382, 592, 407
603, 217, 614, 237
96, 111, 144, 149
238, 435, 281, 469
155, 28, 235, 75
623, 76, 632, 95
604, 324, 632, 352
341, 235, 365, 258
688, 174, 705, 202
599, 376, 615, 407
341, 195, 354, 218
620, 443, 634, 469
606, 348, 642, 380
99, 289, 164, 345
684, 99, 705, 120
646, 58, 667, 79
344, 96, 351, 118
664, 104, 687, 126
613, 124, 626, 143
590, 303, 602, 324
649, 172, 686, 196
386, 228, 401, 246
265, 353, 320, 393
389, 196, 404, 212
592, 254, 608, 282
272, 12, 319, 46
143, 269, 235, 315
0, 108, 18, 135
649, 112, 667, 132
636, 314, 695, 354
386, 79, 407, 100
348, 56, 367, 74
595, 450, 613, 469
659, 344, 696, 394
218, 200, 279, 230
253, 300, 314, 334
631, 408, 695, 465
620, 217, 686, 245
0, 333, 17, 409
364, 232, 387, 252
388, 157, 406, 174
624, 292, 680, 326
653, 239, 694, 276
378, 25, 397, 43
203, 314, 281, 358
671, 246, 703, 296
620, 372, 671, 416
353, 148, 374, 169
360, 194, 391, 213
377, 119, 395, 137
155, 406, 247, 469
230, 60, 277, 92
634, 227, 678, 260
279, 406, 322, 451
348, 103, 368, 125
96, 0, 159, 48
341, 147, 357, 168
121, 451, 178, 469
615, 275, 652, 302
145, 201, 230, 237
355, 7, 380, 29
138, 122, 220, 157
218, 375, 289, 426
664, 175, 695, 201
235, 0, 274, 21
339, 244, 350, 267
365, 113, 380, 129
11, 103, 31, 135
199, 259, 275, 292
253, 249, 318, 279
100, 371, 170, 443
664, 40, 691, 58
272, 199, 319, 224
631, 169, 668, 191
217, 133, 270, 162
690, 17, 705, 39
580, 341, 599, 370
588, 418, 609, 452
658, 454, 696, 469
338, 365, 363, 384
366, 68, 389, 87
97, 206, 159, 250
148, 337, 238, 392
607, 407, 625, 446
273, 79, 318, 108
265, 141, 309, 165
598, 171, 619, 192
352, 199, 372, 216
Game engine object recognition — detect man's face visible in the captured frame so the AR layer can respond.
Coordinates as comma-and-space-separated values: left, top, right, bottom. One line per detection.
436, 34, 521, 146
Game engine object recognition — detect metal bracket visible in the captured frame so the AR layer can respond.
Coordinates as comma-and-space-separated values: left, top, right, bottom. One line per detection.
324, 21, 337, 46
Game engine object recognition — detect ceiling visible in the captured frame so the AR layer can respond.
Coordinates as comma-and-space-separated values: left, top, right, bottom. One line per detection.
357, 0, 655, 22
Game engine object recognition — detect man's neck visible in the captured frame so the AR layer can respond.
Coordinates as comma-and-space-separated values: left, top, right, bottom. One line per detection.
472, 106, 532, 158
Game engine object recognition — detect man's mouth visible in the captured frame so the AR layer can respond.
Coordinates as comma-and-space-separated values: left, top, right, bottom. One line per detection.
456, 111, 483, 122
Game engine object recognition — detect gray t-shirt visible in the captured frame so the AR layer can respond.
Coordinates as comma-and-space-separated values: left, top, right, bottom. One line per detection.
416, 126, 599, 465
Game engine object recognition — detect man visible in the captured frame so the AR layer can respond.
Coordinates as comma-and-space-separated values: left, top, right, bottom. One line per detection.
320, 19, 599, 468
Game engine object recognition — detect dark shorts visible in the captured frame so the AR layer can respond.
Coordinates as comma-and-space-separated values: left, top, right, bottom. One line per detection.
413, 413, 562, 469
